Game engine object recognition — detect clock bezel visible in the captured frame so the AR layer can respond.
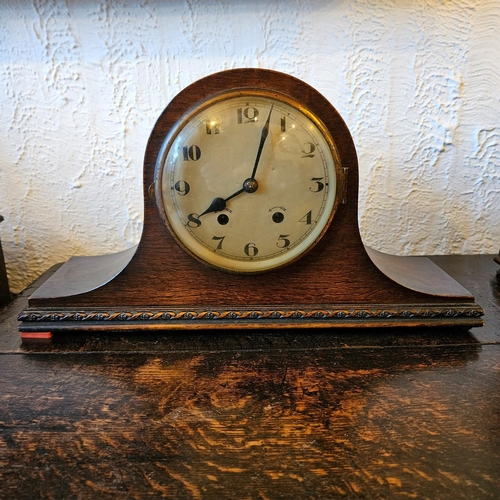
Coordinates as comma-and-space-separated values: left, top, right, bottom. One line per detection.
153, 87, 344, 274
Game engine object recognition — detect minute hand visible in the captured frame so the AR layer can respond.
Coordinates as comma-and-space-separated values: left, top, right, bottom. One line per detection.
250, 104, 274, 180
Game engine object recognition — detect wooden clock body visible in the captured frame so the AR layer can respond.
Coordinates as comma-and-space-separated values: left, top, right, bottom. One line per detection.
18, 69, 483, 336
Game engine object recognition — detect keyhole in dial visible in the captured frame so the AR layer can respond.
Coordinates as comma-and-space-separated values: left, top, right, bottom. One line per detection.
272, 212, 285, 224
217, 214, 229, 225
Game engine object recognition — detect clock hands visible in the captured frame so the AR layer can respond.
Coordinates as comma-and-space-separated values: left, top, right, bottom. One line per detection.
198, 179, 257, 217
250, 104, 274, 180
199, 190, 243, 217
199, 105, 274, 217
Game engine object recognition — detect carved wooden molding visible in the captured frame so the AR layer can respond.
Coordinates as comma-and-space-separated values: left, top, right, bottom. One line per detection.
19, 305, 483, 323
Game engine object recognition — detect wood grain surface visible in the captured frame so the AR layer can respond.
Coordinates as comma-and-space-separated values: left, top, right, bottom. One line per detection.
1, 255, 499, 499
0, 345, 499, 499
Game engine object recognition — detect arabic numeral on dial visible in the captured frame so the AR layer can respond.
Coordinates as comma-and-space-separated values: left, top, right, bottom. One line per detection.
244, 243, 258, 257
277, 234, 291, 248
212, 236, 225, 250
237, 107, 259, 124
186, 213, 201, 228
301, 142, 316, 158
310, 177, 324, 192
174, 180, 190, 196
183, 145, 201, 161
205, 120, 220, 134
299, 210, 312, 225
281, 116, 286, 132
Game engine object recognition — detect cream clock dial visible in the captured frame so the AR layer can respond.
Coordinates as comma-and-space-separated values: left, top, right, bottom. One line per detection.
155, 90, 342, 273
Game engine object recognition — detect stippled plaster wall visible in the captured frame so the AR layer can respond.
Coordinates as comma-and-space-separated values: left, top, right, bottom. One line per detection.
1, 0, 499, 293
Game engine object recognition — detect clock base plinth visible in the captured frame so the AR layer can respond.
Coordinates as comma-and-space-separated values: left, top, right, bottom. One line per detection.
17, 245, 485, 335
18, 302, 484, 334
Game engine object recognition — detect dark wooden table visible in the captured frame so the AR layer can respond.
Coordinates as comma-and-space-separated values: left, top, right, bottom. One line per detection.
1, 255, 499, 499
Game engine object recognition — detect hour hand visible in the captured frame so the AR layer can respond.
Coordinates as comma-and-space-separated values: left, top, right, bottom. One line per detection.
199, 197, 227, 217
199, 179, 257, 217
199, 185, 246, 217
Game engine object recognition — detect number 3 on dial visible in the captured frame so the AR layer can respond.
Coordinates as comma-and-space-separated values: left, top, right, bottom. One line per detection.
155, 89, 343, 273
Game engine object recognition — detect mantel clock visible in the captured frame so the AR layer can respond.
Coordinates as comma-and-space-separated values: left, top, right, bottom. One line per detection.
18, 69, 483, 338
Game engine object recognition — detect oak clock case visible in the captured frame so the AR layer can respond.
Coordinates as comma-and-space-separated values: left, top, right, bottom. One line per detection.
18, 68, 484, 337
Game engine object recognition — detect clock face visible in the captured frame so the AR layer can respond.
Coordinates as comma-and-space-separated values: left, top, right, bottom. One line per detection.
155, 89, 342, 273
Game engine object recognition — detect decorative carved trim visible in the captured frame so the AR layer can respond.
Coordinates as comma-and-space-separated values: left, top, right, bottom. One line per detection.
19, 305, 484, 323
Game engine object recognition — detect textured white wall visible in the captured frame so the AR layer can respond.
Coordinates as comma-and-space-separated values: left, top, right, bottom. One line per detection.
1, 0, 499, 293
